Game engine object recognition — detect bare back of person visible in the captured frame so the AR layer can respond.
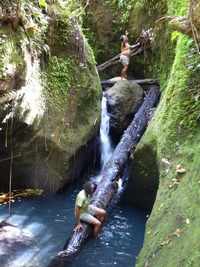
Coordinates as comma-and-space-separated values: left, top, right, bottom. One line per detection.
121, 42, 130, 56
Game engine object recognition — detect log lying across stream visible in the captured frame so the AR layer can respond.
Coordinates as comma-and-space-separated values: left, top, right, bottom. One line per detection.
48, 84, 160, 267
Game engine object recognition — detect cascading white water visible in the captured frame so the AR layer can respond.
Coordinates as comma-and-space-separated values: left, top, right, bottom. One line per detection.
100, 94, 113, 167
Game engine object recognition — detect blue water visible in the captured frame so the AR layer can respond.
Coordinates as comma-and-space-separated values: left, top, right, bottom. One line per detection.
0, 184, 146, 267
0, 94, 147, 267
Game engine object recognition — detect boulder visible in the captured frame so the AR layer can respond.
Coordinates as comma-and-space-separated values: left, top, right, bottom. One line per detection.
0, 2, 101, 193
106, 80, 144, 142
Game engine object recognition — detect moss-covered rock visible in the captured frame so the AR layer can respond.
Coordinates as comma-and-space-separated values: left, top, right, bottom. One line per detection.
125, 143, 159, 212
0, 0, 101, 192
136, 32, 200, 267
132, 1, 200, 266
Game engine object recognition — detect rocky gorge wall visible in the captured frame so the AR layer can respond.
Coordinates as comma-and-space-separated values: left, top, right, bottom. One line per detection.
126, 1, 200, 266
84, 0, 200, 266
0, 0, 101, 192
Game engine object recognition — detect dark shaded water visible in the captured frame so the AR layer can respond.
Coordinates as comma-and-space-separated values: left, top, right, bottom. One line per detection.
0, 183, 146, 267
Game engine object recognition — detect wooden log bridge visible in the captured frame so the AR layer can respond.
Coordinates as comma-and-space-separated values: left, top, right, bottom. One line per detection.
97, 29, 153, 72
48, 84, 160, 267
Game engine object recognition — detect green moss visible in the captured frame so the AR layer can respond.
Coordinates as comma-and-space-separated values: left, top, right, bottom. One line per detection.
45, 41, 101, 119
43, 11, 101, 157
145, 35, 200, 155
0, 0, 101, 193
137, 129, 200, 267
45, 56, 73, 103
135, 0, 200, 265
127, 0, 190, 86
167, 0, 189, 16
30, 0, 101, 174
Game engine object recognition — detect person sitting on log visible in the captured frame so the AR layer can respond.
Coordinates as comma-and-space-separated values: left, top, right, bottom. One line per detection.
74, 181, 106, 237
120, 32, 131, 80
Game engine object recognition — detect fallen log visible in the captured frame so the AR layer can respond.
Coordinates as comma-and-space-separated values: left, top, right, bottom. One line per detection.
48, 85, 160, 267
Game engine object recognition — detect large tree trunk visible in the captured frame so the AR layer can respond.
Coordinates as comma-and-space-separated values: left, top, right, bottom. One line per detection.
48, 85, 160, 267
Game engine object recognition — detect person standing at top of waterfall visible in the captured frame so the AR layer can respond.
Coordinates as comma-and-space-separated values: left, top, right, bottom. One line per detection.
74, 181, 106, 237
120, 31, 131, 80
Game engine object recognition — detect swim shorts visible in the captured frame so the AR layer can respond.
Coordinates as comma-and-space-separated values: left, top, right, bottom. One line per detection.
120, 54, 130, 66
80, 204, 97, 223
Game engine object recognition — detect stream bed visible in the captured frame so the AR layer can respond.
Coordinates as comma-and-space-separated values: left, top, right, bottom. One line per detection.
0, 183, 146, 267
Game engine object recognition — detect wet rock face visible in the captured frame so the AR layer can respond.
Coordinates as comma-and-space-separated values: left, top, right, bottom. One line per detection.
0, 222, 33, 267
0, 2, 101, 193
105, 80, 144, 142
124, 144, 159, 212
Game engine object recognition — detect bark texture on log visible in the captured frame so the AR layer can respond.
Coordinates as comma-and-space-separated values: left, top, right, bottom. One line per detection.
48, 85, 160, 267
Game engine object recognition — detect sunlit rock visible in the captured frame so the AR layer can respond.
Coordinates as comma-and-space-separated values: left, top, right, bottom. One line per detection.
106, 80, 143, 142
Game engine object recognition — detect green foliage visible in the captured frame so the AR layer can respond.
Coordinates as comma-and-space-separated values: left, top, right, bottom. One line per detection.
45, 44, 100, 123
105, 0, 134, 24
171, 31, 181, 42
54, 0, 85, 20
167, 0, 189, 16
39, 0, 47, 9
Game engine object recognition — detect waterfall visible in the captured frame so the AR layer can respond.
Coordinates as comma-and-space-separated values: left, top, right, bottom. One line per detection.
100, 94, 113, 167
94, 94, 123, 193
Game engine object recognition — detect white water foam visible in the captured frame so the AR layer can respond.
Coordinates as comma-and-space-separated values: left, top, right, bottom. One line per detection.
100, 95, 113, 167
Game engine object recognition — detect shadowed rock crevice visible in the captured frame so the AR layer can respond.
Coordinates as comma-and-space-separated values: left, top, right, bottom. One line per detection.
124, 144, 159, 213
0, 118, 100, 192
